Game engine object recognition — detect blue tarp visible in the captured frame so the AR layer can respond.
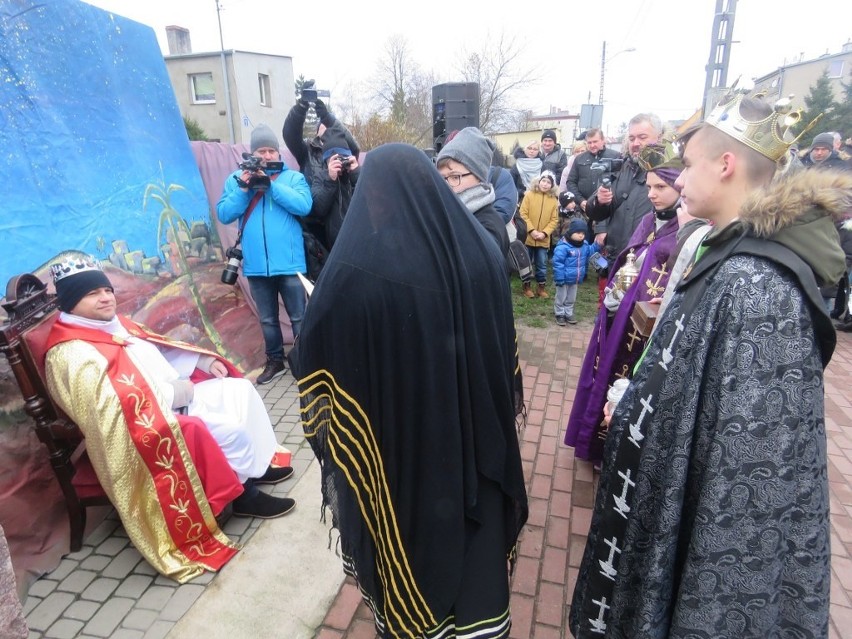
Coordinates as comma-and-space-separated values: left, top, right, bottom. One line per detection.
0, 0, 209, 285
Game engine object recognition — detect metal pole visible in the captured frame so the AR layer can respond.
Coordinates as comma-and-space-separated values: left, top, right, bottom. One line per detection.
599, 41, 607, 105
702, 0, 737, 119
215, 0, 235, 144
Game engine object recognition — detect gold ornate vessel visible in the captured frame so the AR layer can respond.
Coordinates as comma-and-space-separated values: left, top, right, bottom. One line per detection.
615, 249, 639, 293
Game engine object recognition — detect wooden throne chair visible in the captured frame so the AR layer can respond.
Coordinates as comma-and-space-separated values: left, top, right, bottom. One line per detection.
0, 273, 109, 552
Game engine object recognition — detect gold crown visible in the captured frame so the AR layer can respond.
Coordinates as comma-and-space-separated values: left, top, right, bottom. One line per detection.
637, 138, 682, 172
705, 87, 822, 163
49, 254, 103, 283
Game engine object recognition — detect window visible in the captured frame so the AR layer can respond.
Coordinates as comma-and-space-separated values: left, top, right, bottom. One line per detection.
829, 60, 845, 78
190, 73, 215, 104
258, 73, 271, 107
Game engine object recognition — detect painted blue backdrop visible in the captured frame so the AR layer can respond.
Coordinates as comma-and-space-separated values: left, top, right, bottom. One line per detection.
0, 0, 210, 286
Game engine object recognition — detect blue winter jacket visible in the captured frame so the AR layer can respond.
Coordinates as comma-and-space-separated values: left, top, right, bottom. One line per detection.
216, 167, 312, 277
488, 166, 519, 224
552, 237, 601, 285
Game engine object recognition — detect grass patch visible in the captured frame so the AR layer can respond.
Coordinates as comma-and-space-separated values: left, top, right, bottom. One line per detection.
511, 276, 600, 328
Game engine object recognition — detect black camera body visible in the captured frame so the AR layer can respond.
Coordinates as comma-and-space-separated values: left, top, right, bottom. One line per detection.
238, 153, 263, 173
590, 157, 625, 191
339, 156, 353, 171
221, 246, 243, 285
235, 153, 283, 191
589, 251, 609, 273
301, 79, 318, 103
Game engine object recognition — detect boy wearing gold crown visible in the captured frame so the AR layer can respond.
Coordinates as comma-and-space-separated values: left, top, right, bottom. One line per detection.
43, 256, 297, 582
570, 94, 852, 637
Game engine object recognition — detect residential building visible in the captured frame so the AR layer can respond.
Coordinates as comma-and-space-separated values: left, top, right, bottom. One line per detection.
162, 26, 294, 144
493, 110, 580, 159
752, 40, 852, 112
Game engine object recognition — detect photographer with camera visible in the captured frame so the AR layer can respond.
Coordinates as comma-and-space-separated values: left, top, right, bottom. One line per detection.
585, 113, 663, 294
283, 80, 361, 249
217, 124, 312, 385
565, 128, 621, 213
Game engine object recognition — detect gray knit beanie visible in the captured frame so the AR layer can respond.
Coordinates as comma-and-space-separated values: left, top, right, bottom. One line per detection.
811, 132, 834, 150
437, 127, 494, 183
250, 124, 279, 152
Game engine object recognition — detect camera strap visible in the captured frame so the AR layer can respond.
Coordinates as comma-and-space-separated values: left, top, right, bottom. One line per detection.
235, 173, 280, 246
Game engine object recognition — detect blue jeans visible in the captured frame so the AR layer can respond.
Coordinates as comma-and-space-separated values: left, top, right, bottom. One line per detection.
527, 246, 548, 284
248, 275, 306, 362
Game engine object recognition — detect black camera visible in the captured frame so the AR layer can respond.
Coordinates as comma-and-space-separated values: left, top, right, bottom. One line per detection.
589, 251, 609, 273
235, 153, 282, 191
221, 246, 243, 285
300, 79, 318, 103
590, 158, 625, 191
338, 155, 353, 171
238, 153, 263, 173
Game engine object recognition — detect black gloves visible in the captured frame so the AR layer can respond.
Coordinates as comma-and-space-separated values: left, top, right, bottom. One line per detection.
314, 98, 329, 122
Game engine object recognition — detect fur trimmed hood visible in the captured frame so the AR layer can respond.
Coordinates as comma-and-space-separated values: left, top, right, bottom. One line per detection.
740, 169, 852, 236
740, 169, 852, 286
531, 171, 559, 196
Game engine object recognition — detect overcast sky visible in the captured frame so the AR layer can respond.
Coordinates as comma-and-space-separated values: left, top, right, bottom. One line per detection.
82, 0, 850, 134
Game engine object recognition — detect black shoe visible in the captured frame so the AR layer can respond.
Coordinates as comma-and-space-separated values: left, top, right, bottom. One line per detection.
566, 315, 577, 325
232, 491, 296, 519
254, 465, 294, 485
836, 319, 852, 333
556, 316, 567, 327
256, 359, 286, 385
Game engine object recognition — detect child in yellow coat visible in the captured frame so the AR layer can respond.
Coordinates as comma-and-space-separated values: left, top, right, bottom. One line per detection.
520, 170, 559, 297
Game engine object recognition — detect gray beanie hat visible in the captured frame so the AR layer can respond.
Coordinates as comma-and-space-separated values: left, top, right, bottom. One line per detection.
250, 124, 279, 152
437, 127, 494, 183
811, 132, 835, 150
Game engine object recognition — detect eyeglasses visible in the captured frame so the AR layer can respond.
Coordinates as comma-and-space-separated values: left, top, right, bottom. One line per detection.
443, 172, 472, 187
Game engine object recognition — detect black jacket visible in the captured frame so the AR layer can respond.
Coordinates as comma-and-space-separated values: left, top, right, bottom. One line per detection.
282, 103, 360, 248
586, 159, 651, 269
566, 147, 621, 202
802, 152, 852, 172
473, 203, 510, 257
541, 145, 567, 181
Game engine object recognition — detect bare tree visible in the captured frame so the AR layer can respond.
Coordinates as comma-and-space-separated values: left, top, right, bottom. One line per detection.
327, 79, 372, 127
374, 35, 416, 125
405, 70, 440, 146
347, 113, 409, 151
457, 32, 539, 134
369, 35, 440, 146
347, 31, 542, 150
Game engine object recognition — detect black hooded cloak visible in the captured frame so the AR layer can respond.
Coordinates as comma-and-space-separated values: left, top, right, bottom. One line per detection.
290, 143, 528, 638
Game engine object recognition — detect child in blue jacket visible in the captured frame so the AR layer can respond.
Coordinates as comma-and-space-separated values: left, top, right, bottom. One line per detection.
552, 217, 601, 325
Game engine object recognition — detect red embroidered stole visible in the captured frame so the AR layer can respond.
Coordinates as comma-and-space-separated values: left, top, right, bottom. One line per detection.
46, 319, 238, 570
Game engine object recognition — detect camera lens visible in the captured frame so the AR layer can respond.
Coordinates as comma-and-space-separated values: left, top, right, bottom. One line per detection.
221, 257, 241, 285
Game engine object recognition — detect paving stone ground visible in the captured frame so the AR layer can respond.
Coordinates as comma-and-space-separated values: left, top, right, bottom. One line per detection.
314, 324, 852, 639
20, 369, 309, 639
20, 325, 852, 638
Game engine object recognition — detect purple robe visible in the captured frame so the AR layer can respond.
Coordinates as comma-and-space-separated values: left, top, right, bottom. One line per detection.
564, 213, 679, 462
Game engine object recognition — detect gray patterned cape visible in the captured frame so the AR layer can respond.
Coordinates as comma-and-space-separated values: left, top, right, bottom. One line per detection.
570, 168, 852, 638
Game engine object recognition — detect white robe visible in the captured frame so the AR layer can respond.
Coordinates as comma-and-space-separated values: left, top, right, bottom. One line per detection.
58, 313, 276, 483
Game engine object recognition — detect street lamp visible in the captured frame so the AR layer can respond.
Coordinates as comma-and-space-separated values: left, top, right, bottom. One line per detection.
599, 41, 637, 106
215, 0, 235, 144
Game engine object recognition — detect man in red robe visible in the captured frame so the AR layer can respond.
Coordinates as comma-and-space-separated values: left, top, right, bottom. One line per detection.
44, 255, 295, 582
